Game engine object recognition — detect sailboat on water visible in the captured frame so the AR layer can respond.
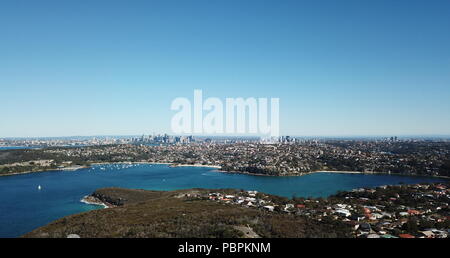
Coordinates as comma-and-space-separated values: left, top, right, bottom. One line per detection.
38, 185, 42, 190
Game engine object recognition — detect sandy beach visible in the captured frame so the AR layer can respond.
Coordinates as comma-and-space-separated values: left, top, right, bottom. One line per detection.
80, 195, 111, 209
169, 164, 222, 169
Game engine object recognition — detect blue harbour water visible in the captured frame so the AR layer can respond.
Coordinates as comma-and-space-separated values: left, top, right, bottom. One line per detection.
0, 146, 37, 150
0, 164, 445, 237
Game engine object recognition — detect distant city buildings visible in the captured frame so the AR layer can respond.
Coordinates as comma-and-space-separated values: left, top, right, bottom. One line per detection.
2, 134, 447, 149
130, 134, 195, 145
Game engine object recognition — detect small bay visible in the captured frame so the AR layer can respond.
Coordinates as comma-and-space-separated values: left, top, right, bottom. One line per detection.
0, 164, 445, 237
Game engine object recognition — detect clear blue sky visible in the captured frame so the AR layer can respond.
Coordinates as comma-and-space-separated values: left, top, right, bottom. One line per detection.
1, 0, 449, 137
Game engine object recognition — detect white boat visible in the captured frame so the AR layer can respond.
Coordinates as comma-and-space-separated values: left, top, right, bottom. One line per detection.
38, 185, 42, 190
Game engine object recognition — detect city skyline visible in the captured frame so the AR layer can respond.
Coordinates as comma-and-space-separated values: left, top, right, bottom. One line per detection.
2, 133, 450, 141
1, 0, 450, 137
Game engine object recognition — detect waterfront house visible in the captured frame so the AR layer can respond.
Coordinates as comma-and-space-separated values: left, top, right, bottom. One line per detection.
263, 205, 275, 212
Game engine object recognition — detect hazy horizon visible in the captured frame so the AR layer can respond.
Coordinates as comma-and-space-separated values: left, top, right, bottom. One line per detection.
2, 133, 450, 140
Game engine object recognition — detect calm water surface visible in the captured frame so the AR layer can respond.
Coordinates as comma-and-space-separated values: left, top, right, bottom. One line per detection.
0, 164, 445, 237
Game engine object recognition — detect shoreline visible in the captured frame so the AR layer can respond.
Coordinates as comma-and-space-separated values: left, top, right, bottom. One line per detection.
216, 170, 285, 177
217, 169, 450, 180
90, 161, 221, 169
0, 162, 221, 177
0, 166, 89, 177
169, 164, 222, 169
80, 195, 111, 209
1, 162, 449, 180
312, 170, 450, 179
